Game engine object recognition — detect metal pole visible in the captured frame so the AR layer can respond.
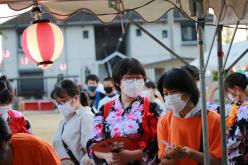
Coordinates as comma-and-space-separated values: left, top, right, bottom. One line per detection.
204, 2, 225, 72
223, 21, 239, 71
168, 10, 175, 51
217, 25, 228, 165
196, 1, 210, 164
125, 15, 188, 65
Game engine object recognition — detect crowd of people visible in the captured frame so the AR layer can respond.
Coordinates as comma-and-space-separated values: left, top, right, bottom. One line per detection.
0, 57, 247, 165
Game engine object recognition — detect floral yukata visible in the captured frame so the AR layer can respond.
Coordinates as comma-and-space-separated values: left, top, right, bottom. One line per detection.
227, 98, 248, 165
87, 96, 162, 164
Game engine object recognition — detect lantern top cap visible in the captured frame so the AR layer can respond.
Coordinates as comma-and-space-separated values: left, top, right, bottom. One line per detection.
31, 5, 41, 13
32, 19, 50, 24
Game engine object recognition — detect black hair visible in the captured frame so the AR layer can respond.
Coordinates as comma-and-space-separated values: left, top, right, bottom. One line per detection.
145, 81, 156, 89
85, 74, 99, 84
0, 75, 13, 104
112, 58, 146, 91
79, 90, 90, 106
103, 77, 113, 82
224, 72, 248, 92
0, 117, 12, 145
51, 79, 80, 99
157, 68, 199, 105
181, 65, 200, 81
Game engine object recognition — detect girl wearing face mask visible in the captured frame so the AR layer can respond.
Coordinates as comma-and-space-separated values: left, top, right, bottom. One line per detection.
157, 68, 222, 165
224, 72, 248, 164
87, 58, 162, 165
0, 74, 31, 134
51, 79, 94, 165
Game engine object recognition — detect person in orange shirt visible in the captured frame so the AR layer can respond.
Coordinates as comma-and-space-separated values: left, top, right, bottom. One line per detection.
0, 117, 60, 165
157, 68, 222, 165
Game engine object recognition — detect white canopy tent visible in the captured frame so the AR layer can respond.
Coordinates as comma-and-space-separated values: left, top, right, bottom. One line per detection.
0, 0, 247, 24
1, 1, 248, 164
191, 40, 248, 71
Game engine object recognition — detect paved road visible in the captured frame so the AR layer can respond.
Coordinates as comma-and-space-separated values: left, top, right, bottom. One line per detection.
23, 111, 63, 143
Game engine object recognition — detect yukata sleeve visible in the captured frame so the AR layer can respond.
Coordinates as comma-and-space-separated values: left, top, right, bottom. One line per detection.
142, 103, 162, 162
86, 106, 106, 163
227, 104, 248, 161
207, 101, 220, 113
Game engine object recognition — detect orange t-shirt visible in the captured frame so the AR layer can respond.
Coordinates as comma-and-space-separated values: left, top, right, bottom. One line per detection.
157, 111, 222, 165
11, 133, 60, 165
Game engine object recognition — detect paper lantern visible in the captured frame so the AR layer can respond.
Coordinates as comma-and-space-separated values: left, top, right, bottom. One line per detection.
21, 56, 29, 65
59, 63, 67, 71
2, 49, 10, 58
22, 20, 64, 69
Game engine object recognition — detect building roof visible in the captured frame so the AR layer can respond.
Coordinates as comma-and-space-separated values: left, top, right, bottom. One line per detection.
144, 57, 194, 69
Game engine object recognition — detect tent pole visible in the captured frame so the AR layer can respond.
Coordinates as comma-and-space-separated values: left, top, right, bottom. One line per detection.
223, 21, 239, 71
204, 2, 225, 72
125, 15, 188, 65
196, 1, 210, 165
217, 25, 228, 165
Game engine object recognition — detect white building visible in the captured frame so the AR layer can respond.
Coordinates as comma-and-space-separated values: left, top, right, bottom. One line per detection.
0, 10, 214, 98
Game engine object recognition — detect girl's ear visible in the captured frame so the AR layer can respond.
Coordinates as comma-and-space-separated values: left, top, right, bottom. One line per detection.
74, 95, 80, 101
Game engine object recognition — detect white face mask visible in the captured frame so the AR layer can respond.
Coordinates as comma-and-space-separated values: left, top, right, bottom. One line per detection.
164, 93, 188, 113
121, 79, 144, 98
57, 100, 75, 118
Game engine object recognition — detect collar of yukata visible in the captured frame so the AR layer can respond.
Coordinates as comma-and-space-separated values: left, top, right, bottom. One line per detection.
116, 95, 143, 112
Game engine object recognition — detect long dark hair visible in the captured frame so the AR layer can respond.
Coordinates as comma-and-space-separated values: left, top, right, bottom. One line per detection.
0, 75, 13, 105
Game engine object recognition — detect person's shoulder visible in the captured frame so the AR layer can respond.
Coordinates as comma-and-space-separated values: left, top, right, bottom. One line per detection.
158, 111, 173, 123
207, 110, 221, 127
208, 110, 220, 120
8, 109, 25, 118
77, 106, 94, 117
97, 91, 106, 98
11, 133, 48, 148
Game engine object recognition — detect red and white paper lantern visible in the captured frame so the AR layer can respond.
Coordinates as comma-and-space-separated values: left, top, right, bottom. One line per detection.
2, 49, 10, 59
22, 20, 64, 69
21, 56, 29, 65
59, 63, 67, 71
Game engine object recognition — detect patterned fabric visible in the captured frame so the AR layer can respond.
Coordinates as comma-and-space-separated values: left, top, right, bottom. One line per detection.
0, 105, 31, 134
227, 99, 248, 165
87, 96, 162, 164
207, 101, 231, 117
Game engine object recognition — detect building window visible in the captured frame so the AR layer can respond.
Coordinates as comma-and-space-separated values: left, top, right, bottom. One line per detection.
83, 30, 89, 39
181, 23, 197, 42
136, 29, 141, 36
162, 30, 168, 38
